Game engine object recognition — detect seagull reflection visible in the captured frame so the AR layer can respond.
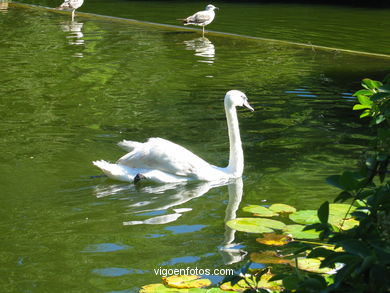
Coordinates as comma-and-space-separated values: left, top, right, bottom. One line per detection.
184, 37, 215, 63
60, 21, 84, 46
0, 0, 8, 13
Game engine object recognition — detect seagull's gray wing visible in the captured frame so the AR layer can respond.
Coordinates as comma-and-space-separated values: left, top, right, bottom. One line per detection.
188, 11, 212, 24
58, 0, 71, 9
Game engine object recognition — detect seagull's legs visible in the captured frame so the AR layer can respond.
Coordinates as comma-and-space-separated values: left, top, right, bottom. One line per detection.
202, 26, 205, 37
71, 9, 75, 21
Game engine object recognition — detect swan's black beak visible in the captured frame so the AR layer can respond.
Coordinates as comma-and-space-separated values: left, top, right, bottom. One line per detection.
244, 100, 254, 112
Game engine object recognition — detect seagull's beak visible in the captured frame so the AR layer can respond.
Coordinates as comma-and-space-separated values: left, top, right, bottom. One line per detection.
243, 100, 254, 112
215, 6, 219, 10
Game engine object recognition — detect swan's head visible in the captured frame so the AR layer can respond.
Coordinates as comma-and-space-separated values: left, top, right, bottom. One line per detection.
225, 90, 254, 112
205, 4, 218, 11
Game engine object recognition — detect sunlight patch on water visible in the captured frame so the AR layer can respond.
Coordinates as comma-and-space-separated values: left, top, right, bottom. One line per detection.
92, 267, 144, 277
81, 243, 131, 253
165, 224, 206, 234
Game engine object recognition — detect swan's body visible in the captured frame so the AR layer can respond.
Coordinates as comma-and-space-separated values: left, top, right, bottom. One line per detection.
180, 4, 218, 36
57, 0, 84, 21
93, 90, 253, 183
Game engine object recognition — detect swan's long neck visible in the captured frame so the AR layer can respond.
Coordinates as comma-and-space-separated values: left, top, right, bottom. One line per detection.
225, 103, 244, 177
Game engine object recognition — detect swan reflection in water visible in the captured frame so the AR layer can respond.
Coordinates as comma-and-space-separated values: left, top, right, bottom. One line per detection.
0, 0, 8, 13
60, 21, 84, 50
184, 37, 215, 63
94, 178, 246, 264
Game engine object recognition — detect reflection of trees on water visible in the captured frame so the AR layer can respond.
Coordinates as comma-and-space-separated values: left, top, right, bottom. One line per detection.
184, 37, 215, 63
95, 178, 246, 264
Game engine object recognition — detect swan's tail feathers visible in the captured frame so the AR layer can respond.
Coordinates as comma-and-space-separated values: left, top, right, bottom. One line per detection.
92, 160, 137, 182
118, 140, 142, 152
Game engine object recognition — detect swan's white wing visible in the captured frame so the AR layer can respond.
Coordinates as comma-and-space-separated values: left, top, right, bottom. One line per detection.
117, 138, 213, 178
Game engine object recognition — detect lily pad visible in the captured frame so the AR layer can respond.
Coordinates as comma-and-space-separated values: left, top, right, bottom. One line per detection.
250, 251, 292, 265
291, 258, 335, 274
220, 269, 282, 291
256, 233, 292, 246
242, 205, 277, 217
227, 218, 286, 234
289, 210, 318, 225
283, 224, 320, 239
140, 284, 223, 292
269, 203, 297, 214
289, 204, 358, 230
140, 283, 185, 292
333, 217, 359, 231
162, 275, 211, 289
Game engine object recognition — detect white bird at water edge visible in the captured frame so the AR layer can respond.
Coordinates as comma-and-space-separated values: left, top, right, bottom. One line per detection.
57, 0, 84, 21
93, 90, 254, 184
179, 4, 219, 36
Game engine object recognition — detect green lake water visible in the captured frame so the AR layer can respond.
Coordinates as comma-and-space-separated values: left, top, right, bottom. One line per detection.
1, 1, 390, 292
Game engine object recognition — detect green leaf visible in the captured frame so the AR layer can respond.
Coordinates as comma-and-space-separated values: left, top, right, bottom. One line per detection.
162, 275, 212, 289
361, 78, 382, 90
339, 171, 366, 191
242, 205, 277, 217
289, 210, 318, 225
289, 204, 357, 231
281, 275, 300, 291
353, 104, 371, 110
360, 110, 371, 118
374, 115, 386, 125
338, 239, 371, 257
140, 283, 194, 292
292, 258, 335, 274
227, 218, 286, 234
220, 270, 282, 291
318, 201, 329, 224
283, 224, 320, 239
301, 276, 327, 290
334, 191, 353, 202
322, 252, 359, 268
308, 247, 334, 259
269, 203, 297, 214
353, 89, 373, 97
356, 94, 373, 106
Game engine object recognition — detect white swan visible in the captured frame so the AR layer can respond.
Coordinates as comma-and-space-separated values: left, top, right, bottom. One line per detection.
93, 90, 254, 183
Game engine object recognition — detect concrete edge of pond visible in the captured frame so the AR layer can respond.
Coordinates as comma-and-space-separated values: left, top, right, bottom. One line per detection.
10, 1, 390, 60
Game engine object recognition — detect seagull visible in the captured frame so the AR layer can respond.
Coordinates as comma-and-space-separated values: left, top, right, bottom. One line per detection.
180, 4, 219, 36
57, 0, 84, 21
